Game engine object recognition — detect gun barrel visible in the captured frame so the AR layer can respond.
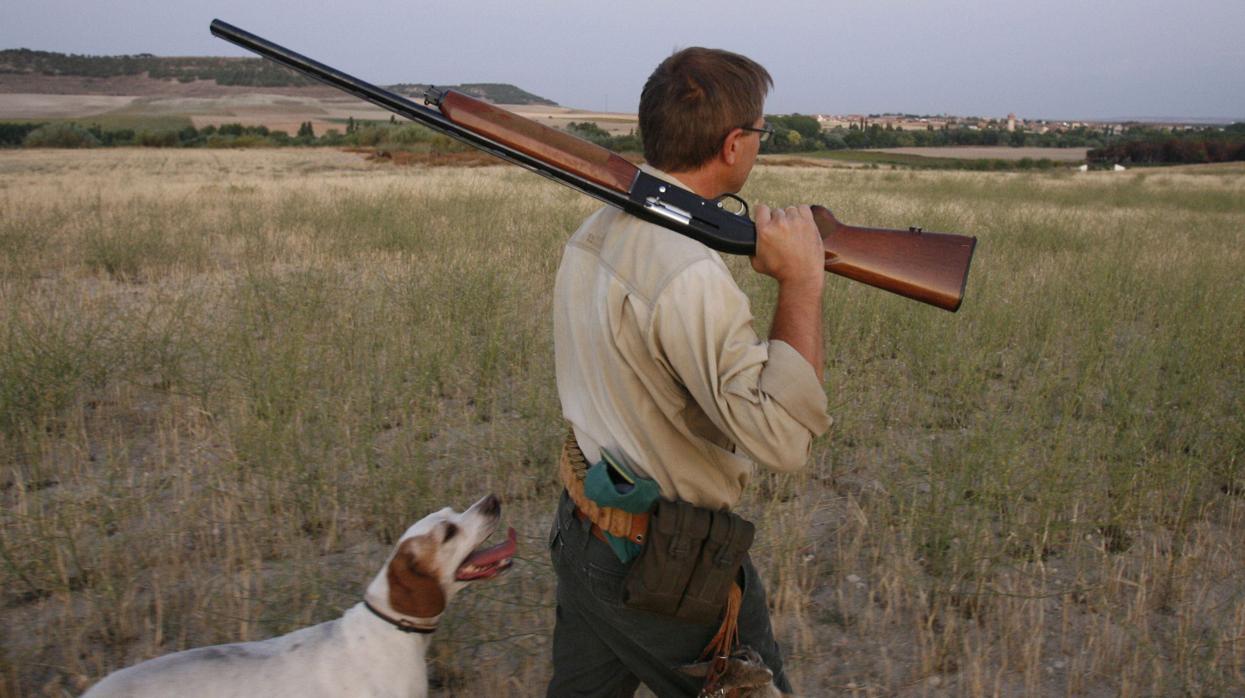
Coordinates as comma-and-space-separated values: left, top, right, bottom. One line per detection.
208, 19, 757, 255
208, 19, 630, 211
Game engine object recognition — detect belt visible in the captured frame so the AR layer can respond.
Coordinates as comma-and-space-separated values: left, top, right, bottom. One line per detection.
559, 432, 649, 545
574, 506, 612, 544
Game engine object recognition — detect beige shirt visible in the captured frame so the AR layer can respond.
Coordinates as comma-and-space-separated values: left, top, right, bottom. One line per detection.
553, 165, 832, 510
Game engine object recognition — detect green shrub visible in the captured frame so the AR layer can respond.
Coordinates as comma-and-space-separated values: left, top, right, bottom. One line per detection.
230, 135, 270, 148
566, 121, 610, 144
384, 124, 434, 145
136, 129, 180, 148
0, 122, 45, 147
352, 125, 388, 147
428, 134, 468, 153
23, 123, 100, 148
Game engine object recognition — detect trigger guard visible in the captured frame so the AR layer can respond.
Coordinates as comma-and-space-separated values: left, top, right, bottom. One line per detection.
713, 193, 750, 218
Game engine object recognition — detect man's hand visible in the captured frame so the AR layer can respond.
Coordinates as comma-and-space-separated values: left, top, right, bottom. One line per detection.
750, 204, 826, 380
750, 204, 825, 289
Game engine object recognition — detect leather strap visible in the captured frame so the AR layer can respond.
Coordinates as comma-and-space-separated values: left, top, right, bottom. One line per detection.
574, 507, 610, 544
362, 599, 437, 634
697, 582, 744, 697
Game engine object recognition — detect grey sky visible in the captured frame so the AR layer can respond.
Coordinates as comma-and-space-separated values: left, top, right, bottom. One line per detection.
4, 0, 1243, 121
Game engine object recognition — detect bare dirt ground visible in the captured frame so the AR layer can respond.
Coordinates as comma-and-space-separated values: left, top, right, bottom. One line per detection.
515, 104, 638, 134
0, 81, 639, 135
867, 146, 1090, 161
0, 93, 139, 119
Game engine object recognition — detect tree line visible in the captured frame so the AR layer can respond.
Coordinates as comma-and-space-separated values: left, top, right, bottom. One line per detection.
1087, 123, 1245, 165
9, 116, 1243, 169
1, 48, 317, 87
565, 115, 1138, 154
762, 115, 1122, 153
0, 118, 472, 151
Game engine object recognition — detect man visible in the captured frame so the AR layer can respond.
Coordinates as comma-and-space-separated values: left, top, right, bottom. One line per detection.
547, 47, 831, 697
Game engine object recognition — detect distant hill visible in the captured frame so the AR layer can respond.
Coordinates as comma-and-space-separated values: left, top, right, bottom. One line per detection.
0, 48, 318, 87
389, 83, 556, 106
0, 48, 558, 105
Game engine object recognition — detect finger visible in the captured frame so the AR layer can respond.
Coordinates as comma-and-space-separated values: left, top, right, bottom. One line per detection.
755, 204, 771, 226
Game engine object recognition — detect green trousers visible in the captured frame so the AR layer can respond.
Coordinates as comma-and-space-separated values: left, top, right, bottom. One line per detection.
546, 491, 792, 697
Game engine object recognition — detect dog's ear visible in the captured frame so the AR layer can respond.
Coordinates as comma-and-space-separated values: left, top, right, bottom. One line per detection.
677, 661, 711, 678
678, 654, 775, 688
386, 535, 446, 619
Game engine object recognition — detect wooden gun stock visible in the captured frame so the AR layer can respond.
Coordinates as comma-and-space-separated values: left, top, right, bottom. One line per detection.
815, 207, 976, 312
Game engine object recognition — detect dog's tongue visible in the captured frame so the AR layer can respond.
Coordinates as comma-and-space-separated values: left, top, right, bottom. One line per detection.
455, 527, 517, 581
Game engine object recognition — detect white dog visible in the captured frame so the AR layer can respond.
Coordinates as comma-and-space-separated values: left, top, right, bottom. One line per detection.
84, 494, 516, 698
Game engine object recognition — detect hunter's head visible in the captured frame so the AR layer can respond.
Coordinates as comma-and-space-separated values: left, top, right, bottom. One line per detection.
639, 47, 772, 175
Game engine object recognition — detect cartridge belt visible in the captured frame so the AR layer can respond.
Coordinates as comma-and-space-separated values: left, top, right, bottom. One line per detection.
559, 431, 649, 545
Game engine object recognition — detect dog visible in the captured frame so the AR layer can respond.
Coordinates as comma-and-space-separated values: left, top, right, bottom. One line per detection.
84, 494, 516, 698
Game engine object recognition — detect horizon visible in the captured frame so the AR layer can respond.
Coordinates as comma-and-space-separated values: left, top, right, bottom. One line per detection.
2, 0, 1243, 123
4, 46, 1240, 126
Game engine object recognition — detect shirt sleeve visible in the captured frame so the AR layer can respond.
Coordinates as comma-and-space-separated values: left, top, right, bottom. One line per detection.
647, 258, 832, 472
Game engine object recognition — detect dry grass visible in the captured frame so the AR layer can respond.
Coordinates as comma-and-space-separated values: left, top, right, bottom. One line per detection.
1, 149, 1243, 697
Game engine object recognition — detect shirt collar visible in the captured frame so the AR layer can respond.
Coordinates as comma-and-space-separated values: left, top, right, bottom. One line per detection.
639, 163, 693, 191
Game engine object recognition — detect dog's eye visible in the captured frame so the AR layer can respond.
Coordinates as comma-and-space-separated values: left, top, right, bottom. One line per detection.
443, 523, 459, 542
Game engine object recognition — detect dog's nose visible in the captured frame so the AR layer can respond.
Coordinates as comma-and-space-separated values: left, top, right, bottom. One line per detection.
480, 494, 501, 516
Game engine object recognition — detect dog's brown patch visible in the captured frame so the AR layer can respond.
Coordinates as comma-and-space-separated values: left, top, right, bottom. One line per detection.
386, 536, 446, 619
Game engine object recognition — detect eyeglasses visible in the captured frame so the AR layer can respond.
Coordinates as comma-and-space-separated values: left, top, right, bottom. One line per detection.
739, 122, 774, 143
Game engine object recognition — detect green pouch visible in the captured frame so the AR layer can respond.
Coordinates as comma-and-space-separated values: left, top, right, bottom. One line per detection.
583, 449, 661, 513
583, 449, 660, 563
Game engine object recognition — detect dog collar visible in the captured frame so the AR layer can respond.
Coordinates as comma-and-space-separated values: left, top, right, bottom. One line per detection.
363, 600, 438, 634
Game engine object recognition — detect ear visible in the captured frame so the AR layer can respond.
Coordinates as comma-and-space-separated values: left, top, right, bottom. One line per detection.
721, 127, 745, 166
677, 661, 711, 678
386, 535, 446, 619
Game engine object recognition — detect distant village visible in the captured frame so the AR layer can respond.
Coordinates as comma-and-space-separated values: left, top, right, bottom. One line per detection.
814, 112, 1218, 135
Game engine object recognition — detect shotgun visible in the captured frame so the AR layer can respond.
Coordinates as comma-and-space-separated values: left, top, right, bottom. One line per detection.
210, 20, 977, 311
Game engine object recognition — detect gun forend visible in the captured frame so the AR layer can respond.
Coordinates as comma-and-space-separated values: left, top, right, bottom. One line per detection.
433, 90, 638, 195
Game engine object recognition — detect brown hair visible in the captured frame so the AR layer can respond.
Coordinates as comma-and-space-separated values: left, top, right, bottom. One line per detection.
639, 47, 772, 172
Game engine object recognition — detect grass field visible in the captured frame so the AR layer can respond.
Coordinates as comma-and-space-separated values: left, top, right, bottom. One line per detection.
1, 149, 1243, 697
